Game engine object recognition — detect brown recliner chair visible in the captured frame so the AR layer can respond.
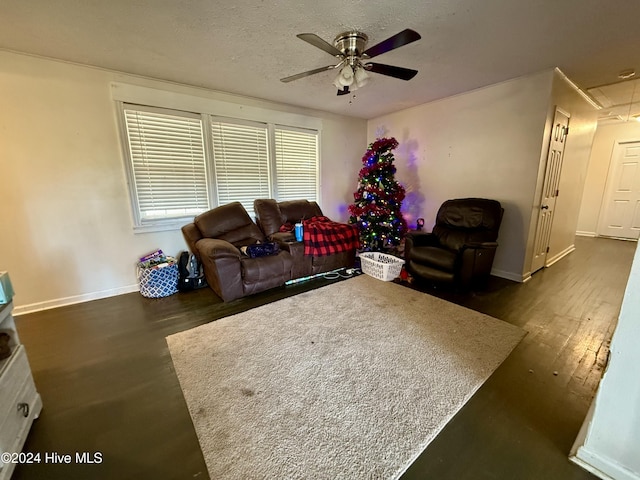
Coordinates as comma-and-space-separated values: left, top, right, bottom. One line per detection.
254, 199, 356, 279
405, 198, 503, 289
182, 202, 293, 301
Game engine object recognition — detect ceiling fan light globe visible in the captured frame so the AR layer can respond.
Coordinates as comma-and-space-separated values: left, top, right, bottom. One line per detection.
354, 67, 370, 88
338, 65, 355, 86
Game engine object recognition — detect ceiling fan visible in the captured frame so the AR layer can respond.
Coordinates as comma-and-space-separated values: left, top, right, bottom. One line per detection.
280, 29, 421, 95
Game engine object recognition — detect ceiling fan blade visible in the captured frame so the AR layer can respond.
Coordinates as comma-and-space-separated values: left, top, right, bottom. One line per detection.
280, 65, 336, 83
367, 63, 418, 80
362, 29, 421, 59
297, 33, 344, 57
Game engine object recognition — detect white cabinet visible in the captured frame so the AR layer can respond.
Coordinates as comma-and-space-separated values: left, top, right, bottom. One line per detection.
0, 302, 42, 480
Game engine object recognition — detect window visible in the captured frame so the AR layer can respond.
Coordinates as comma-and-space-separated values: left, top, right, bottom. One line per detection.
274, 126, 318, 202
122, 106, 209, 228
119, 102, 319, 231
211, 120, 271, 218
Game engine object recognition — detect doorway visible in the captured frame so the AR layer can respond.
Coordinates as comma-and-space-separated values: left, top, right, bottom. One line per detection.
597, 140, 640, 240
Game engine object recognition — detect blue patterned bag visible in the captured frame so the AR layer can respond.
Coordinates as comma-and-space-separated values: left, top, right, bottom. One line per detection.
137, 261, 179, 298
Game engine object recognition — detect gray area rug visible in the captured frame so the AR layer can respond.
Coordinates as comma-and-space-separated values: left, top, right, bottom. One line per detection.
167, 274, 525, 479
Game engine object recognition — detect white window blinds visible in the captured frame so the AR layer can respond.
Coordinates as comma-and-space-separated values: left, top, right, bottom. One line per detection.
123, 107, 208, 222
119, 99, 320, 231
211, 120, 271, 218
274, 127, 318, 202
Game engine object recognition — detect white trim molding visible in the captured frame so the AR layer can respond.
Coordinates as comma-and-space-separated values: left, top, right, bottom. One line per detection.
571, 447, 640, 480
545, 244, 575, 267
576, 230, 598, 237
491, 268, 529, 283
111, 82, 323, 130
13, 284, 140, 316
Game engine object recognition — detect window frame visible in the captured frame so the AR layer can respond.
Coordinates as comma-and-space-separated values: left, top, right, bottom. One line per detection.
116, 93, 321, 233
117, 102, 213, 233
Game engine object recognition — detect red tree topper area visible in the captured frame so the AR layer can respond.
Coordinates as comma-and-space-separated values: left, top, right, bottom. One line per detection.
348, 137, 407, 251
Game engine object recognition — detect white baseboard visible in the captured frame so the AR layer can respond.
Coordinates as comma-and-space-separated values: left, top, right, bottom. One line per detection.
491, 269, 528, 283
13, 284, 140, 316
545, 244, 575, 267
571, 446, 640, 480
576, 230, 598, 237
570, 397, 595, 458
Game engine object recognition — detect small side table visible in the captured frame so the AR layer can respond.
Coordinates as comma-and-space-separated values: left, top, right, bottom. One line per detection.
0, 302, 43, 480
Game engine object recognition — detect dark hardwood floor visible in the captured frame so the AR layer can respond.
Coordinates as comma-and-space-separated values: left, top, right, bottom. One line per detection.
11, 236, 635, 480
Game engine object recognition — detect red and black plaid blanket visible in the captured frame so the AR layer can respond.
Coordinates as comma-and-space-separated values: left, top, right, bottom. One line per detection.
302, 216, 359, 256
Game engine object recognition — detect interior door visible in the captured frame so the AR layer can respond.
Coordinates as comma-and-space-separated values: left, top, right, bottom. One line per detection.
597, 141, 640, 240
531, 108, 570, 274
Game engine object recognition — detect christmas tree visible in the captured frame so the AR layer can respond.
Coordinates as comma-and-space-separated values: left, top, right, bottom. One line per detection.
348, 137, 407, 251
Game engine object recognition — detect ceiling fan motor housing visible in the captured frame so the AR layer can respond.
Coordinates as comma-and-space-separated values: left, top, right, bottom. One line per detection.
334, 31, 368, 58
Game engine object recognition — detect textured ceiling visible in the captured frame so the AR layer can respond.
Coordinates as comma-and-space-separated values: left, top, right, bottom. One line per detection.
2, 0, 640, 119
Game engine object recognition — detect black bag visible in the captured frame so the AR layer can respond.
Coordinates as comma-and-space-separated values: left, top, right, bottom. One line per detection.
241, 242, 281, 258
177, 251, 208, 292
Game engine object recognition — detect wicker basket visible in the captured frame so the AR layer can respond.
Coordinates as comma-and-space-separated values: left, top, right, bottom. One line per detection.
359, 252, 405, 281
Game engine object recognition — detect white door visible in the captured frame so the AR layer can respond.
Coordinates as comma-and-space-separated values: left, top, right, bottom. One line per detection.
598, 141, 640, 240
531, 108, 570, 274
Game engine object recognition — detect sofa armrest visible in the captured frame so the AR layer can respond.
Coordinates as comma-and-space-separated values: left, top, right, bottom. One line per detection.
181, 223, 203, 259
196, 238, 241, 258
405, 231, 438, 262
462, 241, 498, 250
406, 231, 438, 247
270, 231, 296, 244
195, 238, 243, 301
270, 235, 310, 278
278, 240, 304, 258
459, 242, 499, 288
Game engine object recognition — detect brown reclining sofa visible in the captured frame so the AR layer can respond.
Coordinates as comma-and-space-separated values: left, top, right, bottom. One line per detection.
182, 199, 356, 301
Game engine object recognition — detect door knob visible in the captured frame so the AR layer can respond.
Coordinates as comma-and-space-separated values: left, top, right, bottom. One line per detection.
541, 205, 549, 210
17, 402, 29, 418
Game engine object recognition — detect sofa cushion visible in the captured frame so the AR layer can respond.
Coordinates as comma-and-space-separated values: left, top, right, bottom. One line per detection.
195, 202, 265, 246
433, 198, 502, 251
432, 228, 468, 251
409, 260, 455, 284
253, 199, 283, 237
241, 252, 292, 286
279, 200, 323, 224
254, 199, 324, 238
436, 198, 502, 231
410, 246, 457, 272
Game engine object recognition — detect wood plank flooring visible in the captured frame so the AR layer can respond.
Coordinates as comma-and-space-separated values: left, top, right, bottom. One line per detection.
11, 237, 636, 480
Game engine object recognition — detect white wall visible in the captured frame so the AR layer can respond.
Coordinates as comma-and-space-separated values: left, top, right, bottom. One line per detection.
577, 121, 640, 236
0, 51, 366, 313
367, 71, 555, 281
366, 69, 597, 281
571, 241, 640, 480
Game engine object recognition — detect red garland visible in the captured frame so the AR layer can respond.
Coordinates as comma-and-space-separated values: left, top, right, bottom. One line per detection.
358, 161, 397, 178
361, 137, 399, 164
348, 203, 390, 217
371, 137, 399, 152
